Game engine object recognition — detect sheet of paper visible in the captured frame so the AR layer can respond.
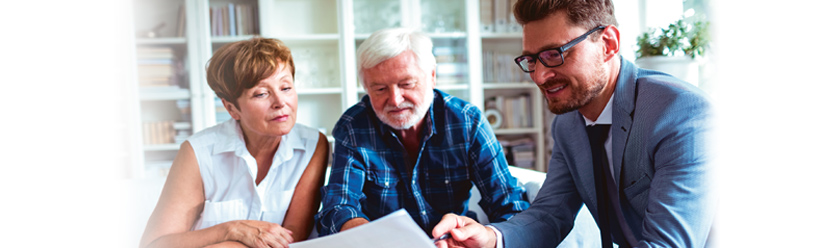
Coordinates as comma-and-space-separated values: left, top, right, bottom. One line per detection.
290, 209, 435, 248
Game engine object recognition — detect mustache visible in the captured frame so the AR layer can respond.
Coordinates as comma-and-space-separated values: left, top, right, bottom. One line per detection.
384, 101, 415, 112
539, 78, 569, 89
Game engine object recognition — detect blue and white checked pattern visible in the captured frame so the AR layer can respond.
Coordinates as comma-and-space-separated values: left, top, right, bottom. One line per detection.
315, 89, 529, 236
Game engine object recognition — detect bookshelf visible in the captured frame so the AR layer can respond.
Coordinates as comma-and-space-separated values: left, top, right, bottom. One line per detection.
131, 0, 194, 179
128, 0, 551, 179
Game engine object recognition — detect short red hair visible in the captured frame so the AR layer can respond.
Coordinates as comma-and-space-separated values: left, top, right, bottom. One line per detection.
206, 37, 295, 105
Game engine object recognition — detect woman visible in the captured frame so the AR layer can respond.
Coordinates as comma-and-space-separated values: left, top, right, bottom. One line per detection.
140, 38, 329, 248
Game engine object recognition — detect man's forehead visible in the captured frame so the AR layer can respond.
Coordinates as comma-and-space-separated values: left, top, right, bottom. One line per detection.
364, 67, 420, 86
521, 14, 586, 53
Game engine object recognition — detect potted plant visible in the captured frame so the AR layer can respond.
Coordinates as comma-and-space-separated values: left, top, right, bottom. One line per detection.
635, 19, 710, 86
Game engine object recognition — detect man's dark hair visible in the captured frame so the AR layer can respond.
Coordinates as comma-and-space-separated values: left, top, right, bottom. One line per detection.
513, 0, 618, 30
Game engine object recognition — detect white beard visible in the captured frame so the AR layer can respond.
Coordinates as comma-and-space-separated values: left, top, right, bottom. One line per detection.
377, 89, 434, 130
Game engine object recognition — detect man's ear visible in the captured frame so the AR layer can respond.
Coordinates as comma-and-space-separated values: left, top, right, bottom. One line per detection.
430, 67, 437, 88
221, 98, 241, 120
601, 25, 621, 62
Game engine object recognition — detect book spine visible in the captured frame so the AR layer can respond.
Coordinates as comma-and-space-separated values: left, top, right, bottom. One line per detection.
211, 7, 217, 36
494, 0, 508, 32
221, 6, 229, 36
508, 0, 521, 32
176, 4, 186, 37
236, 4, 245, 35
480, 0, 494, 33
228, 3, 236, 36
252, 4, 259, 34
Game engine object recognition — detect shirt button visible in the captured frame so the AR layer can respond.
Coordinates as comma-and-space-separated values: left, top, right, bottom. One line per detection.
444, 180, 450, 184
421, 211, 427, 215
384, 181, 389, 187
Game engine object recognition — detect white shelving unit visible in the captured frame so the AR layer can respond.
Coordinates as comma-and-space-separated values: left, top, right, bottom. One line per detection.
128, 0, 551, 179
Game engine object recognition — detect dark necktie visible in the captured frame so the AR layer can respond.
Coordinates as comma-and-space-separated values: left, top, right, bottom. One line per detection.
586, 124, 616, 248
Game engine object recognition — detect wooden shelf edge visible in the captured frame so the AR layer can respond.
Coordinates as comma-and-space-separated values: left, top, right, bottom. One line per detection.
136, 37, 187, 45
297, 87, 342, 95
143, 143, 181, 151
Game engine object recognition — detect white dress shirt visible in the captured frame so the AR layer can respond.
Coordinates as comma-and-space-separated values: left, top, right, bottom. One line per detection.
583, 94, 615, 181
188, 119, 319, 230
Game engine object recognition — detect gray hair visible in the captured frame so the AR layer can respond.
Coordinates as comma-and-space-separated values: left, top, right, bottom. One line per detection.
356, 27, 436, 87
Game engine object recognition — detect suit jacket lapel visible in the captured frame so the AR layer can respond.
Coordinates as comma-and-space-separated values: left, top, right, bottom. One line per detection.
612, 59, 638, 184
567, 113, 600, 208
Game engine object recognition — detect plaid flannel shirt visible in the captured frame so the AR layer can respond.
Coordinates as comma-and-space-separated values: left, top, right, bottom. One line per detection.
315, 89, 529, 236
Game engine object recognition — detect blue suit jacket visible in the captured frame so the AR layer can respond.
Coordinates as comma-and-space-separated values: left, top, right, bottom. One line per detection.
492, 59, 715, 247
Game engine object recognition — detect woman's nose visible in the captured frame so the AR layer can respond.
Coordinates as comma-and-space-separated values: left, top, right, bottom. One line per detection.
271, 94, 284, 109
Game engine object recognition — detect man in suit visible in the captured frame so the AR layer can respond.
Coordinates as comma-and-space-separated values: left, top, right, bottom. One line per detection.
432, 0, 715, 247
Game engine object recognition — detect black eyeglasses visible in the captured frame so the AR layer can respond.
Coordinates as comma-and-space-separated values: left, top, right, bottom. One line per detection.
514, 26, 606, 72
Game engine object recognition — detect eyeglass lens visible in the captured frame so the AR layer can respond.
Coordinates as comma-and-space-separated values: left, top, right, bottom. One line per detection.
517, 49, 563, 72
515, 25, 606, 72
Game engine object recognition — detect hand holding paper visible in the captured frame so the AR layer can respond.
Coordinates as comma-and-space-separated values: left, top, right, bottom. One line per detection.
289, 210, 434, 248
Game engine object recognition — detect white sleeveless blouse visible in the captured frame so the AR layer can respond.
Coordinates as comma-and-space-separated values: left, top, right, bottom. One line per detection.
187, 119, 319, 230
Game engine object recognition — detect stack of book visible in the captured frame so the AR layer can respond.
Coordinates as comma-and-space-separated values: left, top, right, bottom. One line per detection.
142, 121, 175, 145
482, 50, 532, 83
479, 0, 522, 33
142, 121, 192, 145
210, 3, 258, 37
177, 99, 192, 122
485, 94, 532, 129
173, 122, 192, 144
434, 45, 467, 84
136, 47, 177, 88
500, 137, 535, 168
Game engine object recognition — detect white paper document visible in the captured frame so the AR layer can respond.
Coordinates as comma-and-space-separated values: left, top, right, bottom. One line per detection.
290, 209, 435, 248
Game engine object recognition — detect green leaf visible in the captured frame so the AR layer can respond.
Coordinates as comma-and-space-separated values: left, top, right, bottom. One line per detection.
635, 18, 710, 60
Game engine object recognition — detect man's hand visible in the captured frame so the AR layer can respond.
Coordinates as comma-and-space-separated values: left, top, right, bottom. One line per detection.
432, 213, 497, 248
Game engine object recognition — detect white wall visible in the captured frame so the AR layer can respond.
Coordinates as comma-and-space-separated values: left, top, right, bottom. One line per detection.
711, 0, 828, 247
613, 0, 643, 61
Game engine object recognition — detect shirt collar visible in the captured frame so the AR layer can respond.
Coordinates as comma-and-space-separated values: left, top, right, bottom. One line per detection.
270, 127, 303, 166
583, 93, 614, 126
212, 119, 306, 164
212, 119, 244, 154
423, 95, 436, 138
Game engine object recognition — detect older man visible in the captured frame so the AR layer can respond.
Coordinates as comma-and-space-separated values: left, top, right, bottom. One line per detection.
315, 28, 529, 236
432, 0, 715, 247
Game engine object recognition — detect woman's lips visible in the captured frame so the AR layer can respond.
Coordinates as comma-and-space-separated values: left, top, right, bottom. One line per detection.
271, 115, 289, 122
